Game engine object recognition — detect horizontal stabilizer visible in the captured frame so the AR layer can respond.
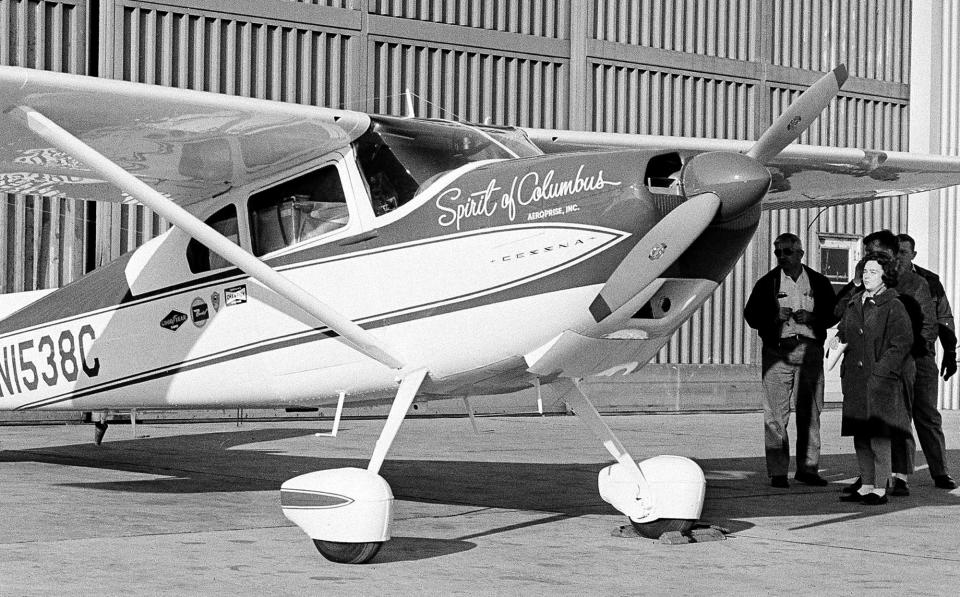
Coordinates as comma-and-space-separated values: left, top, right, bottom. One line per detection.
0, 289, 57, 321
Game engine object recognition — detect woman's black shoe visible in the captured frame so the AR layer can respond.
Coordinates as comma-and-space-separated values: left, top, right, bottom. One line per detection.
862, 493, 889, 505
839, 492, 863, 502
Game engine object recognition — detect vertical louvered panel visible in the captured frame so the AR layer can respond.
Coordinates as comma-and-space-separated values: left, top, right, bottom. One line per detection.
589, 65, 755, 138
371, 40, 567, 127
933, 2, 960, 409
772, 0, 908, 82
117, 5, 353, 106
369, 0, 569, 38
0, 0, 88, 292
593, 0, 758, 61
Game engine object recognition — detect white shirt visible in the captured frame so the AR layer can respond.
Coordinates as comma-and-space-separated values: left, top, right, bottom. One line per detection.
779, 268, 816, 339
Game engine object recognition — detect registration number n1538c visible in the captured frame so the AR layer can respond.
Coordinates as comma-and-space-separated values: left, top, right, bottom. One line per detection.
0, 325, 99, 397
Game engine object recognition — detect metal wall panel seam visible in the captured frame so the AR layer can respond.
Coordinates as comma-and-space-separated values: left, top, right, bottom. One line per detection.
586, 41, 762, 81
366, 14, 568, 58
120, 0, 361, 30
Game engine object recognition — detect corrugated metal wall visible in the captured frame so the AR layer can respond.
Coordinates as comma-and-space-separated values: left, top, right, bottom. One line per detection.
921, 0, 960, 409
938, 2, 960, 408
1, 0, 922, 383
0, 0, 89, 293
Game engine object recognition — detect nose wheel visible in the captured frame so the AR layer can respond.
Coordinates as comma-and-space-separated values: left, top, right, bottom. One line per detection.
313, 540, 382, 564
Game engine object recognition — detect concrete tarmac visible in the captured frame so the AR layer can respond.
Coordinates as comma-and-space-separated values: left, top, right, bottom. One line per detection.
2, 410, 960, 596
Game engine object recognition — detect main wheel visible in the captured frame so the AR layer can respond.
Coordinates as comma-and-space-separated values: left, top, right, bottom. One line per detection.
313, 540, 382, 564
630, 518, 696, 539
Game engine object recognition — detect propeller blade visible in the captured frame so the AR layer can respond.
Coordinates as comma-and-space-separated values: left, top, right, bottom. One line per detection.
589, 192, 720, 322
746, 65, 848, 165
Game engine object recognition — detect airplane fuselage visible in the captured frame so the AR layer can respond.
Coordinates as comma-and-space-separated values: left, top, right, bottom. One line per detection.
0, 142, 759, 413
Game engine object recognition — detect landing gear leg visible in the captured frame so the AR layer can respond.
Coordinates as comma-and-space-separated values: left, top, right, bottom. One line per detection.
93, 411, 109, 445
552, 379, 705, 538
282, 368, 429, 564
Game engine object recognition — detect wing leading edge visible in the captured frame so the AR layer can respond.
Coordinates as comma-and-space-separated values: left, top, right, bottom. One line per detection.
524, 128, 960, 209
0, 66, 370, 207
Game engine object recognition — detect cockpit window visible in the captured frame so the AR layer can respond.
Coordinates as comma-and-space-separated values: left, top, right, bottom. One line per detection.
353, 116, 542, 216
186, 204, 239, 273
248, 164, 349, 256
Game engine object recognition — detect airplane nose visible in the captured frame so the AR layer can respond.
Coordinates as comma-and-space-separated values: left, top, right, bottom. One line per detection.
680, 152, 771, 222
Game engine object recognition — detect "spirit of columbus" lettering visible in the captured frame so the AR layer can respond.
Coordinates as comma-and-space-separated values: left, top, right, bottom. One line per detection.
436, 165, 621, 230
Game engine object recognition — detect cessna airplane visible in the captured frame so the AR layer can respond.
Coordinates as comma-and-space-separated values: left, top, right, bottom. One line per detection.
3, 63, 960, 564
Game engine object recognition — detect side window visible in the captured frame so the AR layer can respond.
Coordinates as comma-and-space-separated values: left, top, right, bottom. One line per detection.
249, 165, 349, 256
186, 204, 239, 273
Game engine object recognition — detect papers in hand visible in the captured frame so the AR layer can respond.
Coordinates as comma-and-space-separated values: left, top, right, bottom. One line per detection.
826, 341, 847, 371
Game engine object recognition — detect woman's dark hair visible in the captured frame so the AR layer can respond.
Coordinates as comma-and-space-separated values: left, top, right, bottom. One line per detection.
859, 250, 899, 288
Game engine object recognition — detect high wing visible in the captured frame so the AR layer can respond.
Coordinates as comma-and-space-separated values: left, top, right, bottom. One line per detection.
0, 66, 368, 208
524, 129, 960, 209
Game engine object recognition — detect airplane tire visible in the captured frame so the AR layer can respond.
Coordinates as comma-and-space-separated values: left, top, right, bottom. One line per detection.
630, 518, 696, 539
313, 540, 382, 564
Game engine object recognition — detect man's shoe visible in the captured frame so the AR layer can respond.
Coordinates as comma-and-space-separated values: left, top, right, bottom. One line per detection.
890, 478, 910, 496
933, 474, 958, 489
841, 477, 862, 494
839, 492, 863, 502
862, 492, 889, 505
770, 475, 789, 488
794, 471, 829, 486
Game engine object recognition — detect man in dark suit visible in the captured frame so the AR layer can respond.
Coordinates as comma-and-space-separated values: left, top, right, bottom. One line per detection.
745, 233, 839, 488
897, 233, 957, 490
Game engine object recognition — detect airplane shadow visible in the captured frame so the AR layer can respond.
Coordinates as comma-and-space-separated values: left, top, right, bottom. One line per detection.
4, 426, 960, 562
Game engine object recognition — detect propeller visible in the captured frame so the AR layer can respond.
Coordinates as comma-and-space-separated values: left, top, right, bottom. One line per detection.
746, 64, 848, 165
590, 66, 848, 322
682, 65, 848, 221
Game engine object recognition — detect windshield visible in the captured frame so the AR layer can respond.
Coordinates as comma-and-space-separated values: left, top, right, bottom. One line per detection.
353, 116, 542, 215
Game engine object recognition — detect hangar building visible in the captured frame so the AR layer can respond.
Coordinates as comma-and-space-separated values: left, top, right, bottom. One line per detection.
2, 0, 959, 416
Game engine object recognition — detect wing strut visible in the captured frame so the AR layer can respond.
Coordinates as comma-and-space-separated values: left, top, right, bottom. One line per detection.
8, 105, 406, 370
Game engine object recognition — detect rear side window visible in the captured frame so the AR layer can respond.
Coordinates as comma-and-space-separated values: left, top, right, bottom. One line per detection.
186, 204, 239, 273
248, 165, 349, 256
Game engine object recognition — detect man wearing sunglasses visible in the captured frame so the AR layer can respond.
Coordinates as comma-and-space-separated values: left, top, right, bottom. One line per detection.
745, 233, 839, 488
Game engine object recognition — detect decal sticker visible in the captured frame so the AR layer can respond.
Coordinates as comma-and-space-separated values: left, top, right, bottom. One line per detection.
648, 243, 667, 261
225, 285, 247, 307
211, 292, 221, 312
191, 298, 209, 328
435, 165, 621, 230
161, 310, 188, 331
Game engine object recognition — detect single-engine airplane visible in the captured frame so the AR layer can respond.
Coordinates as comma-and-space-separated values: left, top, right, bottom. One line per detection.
3, 64, 960, 564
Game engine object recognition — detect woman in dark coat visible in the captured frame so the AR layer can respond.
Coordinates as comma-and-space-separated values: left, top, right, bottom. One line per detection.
836, 252, 913, 505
